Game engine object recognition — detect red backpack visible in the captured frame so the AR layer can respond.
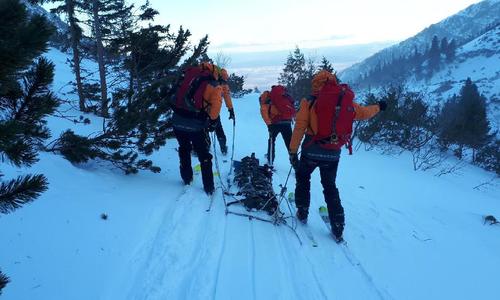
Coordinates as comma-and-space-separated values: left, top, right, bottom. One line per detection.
269, 85, 296, 123
173, 66, 215, 112
309, 81, 356, 154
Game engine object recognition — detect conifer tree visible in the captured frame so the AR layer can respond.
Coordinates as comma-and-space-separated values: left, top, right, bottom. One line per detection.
428, 35, 441, 75
89, 0, 109, 116
278, 46, 311, 101
50, 2, 210, 173
0, 271, 8, 295
227, 73, 251, 98
438, 78, 491, 160
445, 39, 457, 62
37, 0, 87, 111
440, 37, 448, 54
0, 0, 57, 292
318, 56, 333, 73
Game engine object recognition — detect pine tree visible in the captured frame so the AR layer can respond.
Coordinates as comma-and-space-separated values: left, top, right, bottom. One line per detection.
438, 78, 491, 160
445, 39, 456, 62
413, 47, 423, 79
89, 0, 109, 116
318, 56, 333, 73
0, 0, 57, 292
428, 35, 441, 75
440, 37, 448, 55
0, 270, 8, 295
81, 0, 135, 117
227, 73, 251, 98
460, 78, 491, 159
37, 0, 87, 111
278, 46, 311, 101
48, 2, 210, 174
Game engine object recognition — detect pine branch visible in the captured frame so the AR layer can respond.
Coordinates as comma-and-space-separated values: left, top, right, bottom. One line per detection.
0, 270, 9, 296
0, 174, 48, 214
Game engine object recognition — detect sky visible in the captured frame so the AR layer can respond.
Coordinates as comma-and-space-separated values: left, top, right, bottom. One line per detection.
149, 0, 483, 53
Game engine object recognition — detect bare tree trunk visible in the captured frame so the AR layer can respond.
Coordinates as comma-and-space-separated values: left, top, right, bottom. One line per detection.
66, 0, 85, 112
92, 0, 108, 117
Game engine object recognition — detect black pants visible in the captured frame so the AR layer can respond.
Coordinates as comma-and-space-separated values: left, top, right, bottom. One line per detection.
294, 156, 345, 231
267, 122, 292, 164
174, 129, 214, 193
214, 117, 227, 149
207, 117, 227, 152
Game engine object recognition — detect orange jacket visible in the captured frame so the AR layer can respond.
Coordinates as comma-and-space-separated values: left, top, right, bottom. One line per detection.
259, 91, 283, 125
221, 83, 234, 109
289, 71, 380, 153
203, 83, 223, 120
199, 62, 223, 120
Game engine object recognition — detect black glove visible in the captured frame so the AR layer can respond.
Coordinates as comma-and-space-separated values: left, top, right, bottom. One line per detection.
289, 153, 299, 169
228, 108, 235, 120
207, 118, 218, 132
378, 101, 387, 111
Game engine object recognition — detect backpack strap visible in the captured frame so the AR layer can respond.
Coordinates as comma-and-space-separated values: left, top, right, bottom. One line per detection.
307, 95, 317, 110
330, 89, 345, 142
266, 97, 272, 122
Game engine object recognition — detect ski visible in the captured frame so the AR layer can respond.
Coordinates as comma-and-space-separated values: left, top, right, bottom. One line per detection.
319, 206, 330, 229
318, 206, 345, 244
176, 184, 191, 201
205, 191, 216, 212
300, 223, 318, 247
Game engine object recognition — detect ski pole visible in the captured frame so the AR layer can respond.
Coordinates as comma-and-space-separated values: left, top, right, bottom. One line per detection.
227, 119, 236, 187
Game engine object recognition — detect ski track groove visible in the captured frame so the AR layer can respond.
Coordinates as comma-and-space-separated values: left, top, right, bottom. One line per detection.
166, 191, 220, 299
124, 186, 191, 298
182, 199, 219, 299
273, 169, 323, 299
275, 223, 326, 300
127, 187, 214, 299
250, 220, 257, 300
211, 214, 228, 299
339, 245, 392, 300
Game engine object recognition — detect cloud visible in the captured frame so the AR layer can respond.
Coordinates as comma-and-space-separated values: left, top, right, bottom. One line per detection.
211, 35, 368, 53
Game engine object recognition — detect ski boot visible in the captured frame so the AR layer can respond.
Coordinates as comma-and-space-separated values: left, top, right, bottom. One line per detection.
296, 208, 308, 224
221, 144, 228, 156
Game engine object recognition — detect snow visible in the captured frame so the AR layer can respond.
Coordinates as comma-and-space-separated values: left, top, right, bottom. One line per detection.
404, 25, 500, 132
1, 48, 500, 300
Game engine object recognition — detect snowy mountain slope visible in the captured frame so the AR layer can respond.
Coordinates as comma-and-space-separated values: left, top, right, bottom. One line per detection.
406, 24, 500, 130
21, 0, 68, 35
340, 0, 500, 83
1, 48, 500, 300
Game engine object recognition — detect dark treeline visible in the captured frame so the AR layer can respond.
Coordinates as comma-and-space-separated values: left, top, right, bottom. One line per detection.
357, 35, 457, 88
355, 79, 498, 174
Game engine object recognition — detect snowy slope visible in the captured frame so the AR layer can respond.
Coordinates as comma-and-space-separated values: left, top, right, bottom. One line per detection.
1, 48, 500, 300
340, 0, 500, 83
406, 24, 500, 130
22, 0, 68, 35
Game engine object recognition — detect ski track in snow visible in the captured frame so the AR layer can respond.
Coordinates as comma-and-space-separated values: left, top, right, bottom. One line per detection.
211, 215, 228, 299
339, 245, 392, 300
